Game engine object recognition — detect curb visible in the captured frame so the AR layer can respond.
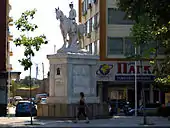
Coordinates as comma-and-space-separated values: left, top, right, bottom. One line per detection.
34, 115, 111, 121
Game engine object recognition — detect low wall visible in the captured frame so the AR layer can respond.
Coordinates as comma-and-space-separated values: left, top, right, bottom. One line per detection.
16, 88, 38, 98
37, 103, 109, 119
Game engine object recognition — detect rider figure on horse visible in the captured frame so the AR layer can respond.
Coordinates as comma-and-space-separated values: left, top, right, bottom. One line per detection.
69, 2, 76, 22
69, 2, 77, 34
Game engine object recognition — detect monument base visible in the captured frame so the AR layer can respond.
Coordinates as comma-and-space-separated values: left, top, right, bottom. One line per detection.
47, 52, 99, 104
47, 96, 100, 104
37, 103, 109, 119
39, 52, 105, 118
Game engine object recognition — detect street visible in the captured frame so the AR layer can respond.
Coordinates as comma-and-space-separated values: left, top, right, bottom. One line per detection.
3, 107, 170, 127
0, 116, 170, 127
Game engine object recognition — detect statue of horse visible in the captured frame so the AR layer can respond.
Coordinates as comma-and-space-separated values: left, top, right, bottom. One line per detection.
55, 7, 85, 52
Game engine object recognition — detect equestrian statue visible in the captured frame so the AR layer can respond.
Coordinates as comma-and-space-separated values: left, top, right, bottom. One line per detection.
55, 2, 88, 53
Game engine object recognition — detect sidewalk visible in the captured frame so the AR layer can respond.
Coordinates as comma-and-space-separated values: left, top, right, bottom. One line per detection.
0, 117, 45, 127
42, 116, 170, 127
0, 116, 170, 127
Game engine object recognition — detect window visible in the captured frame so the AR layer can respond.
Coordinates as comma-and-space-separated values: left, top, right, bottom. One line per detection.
158, 47, 165, 55
85, 22, 87, 35
89, 18, 92, 33
82, 2, 84, 15
107, 37, 123, 55
108, 8, 134, 24
158, 41, 165, 55
124, 38, 135, 56
56, 68, 60, 75
92, 17, 95, 31
92, 13, 99, 31
85, 0, 89, 10
97, 40, 100, 55
82, 0, 88, 15
85, 46, 88, 50
94, 13, 98, 25
87, 21, 90, 33
89, 43, 92, 54
92, 42, 95, 54
88, 0, 92, 4
94, 41, 97, 55
140, 41, 157, 55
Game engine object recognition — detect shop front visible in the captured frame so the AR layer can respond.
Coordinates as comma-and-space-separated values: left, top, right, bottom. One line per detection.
96, 61, 162, 106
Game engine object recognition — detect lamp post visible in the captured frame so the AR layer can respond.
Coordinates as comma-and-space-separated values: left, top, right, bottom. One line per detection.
7, 52, 11, 118
29, 56, 33, 125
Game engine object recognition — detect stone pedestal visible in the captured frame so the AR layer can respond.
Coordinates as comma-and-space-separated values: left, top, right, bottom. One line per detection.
47, 53, 99, 104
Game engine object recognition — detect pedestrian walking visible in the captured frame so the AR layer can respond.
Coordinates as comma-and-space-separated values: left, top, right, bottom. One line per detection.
74, 92, 89, 123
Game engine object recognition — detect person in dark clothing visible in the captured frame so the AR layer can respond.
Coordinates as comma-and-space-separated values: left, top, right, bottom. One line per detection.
75, 92, 89, 123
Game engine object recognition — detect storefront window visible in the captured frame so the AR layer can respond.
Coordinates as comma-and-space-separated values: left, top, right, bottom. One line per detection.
154, 90, 159, 103
110, 90, 124, 100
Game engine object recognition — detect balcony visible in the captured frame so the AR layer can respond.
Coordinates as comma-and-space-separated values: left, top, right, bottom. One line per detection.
9, 51, 13, 56
8, 17, 13, 23
8, 35, 13, 42
8, 23, 13, 26
7, 64, 13, 71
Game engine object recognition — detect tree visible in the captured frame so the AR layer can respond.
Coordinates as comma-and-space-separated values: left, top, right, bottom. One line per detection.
20, 76, 41, 86
118, 0, 170, 87
14, 9, 48, 71
13, 9, 48, 124
20, 76, 30, 86
10, 80, 19, 97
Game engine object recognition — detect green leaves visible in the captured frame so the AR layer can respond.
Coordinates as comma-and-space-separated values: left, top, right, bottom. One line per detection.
18, 58, 32, 71
118, 0, 170, 87
14, 9, 48, 71
15, 9, 38, 32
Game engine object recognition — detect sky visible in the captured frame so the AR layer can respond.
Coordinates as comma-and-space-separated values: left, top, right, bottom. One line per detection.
9, 0, 78, 79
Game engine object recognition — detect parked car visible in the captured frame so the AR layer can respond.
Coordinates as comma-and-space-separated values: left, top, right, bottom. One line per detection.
14, 96, 23, 106
35, 93, 47, 103
40, 98, 47, 104
127, 103, 161, 116
15, 101, 37, 117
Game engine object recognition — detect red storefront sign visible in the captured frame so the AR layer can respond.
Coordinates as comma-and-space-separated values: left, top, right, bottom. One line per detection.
117, 62, 153, 74
115, 62, 155, 81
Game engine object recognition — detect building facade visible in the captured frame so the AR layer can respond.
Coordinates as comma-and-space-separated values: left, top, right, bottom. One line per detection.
78, 0, 165, 105
0, 0, 13, 116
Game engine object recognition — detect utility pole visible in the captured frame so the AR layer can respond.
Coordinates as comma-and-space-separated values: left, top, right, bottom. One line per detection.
29, 56, 33, 125
54, 45, 56, 53
135, 47, 137, 117
42, 62, 44, 80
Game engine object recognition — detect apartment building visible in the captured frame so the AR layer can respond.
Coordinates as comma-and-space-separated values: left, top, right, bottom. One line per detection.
0, 0, 13, 116
78, 0, 165, 105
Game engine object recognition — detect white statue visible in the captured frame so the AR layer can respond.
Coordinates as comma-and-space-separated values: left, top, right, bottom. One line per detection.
68, 2, 76, 22
55, 4, 89, 53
